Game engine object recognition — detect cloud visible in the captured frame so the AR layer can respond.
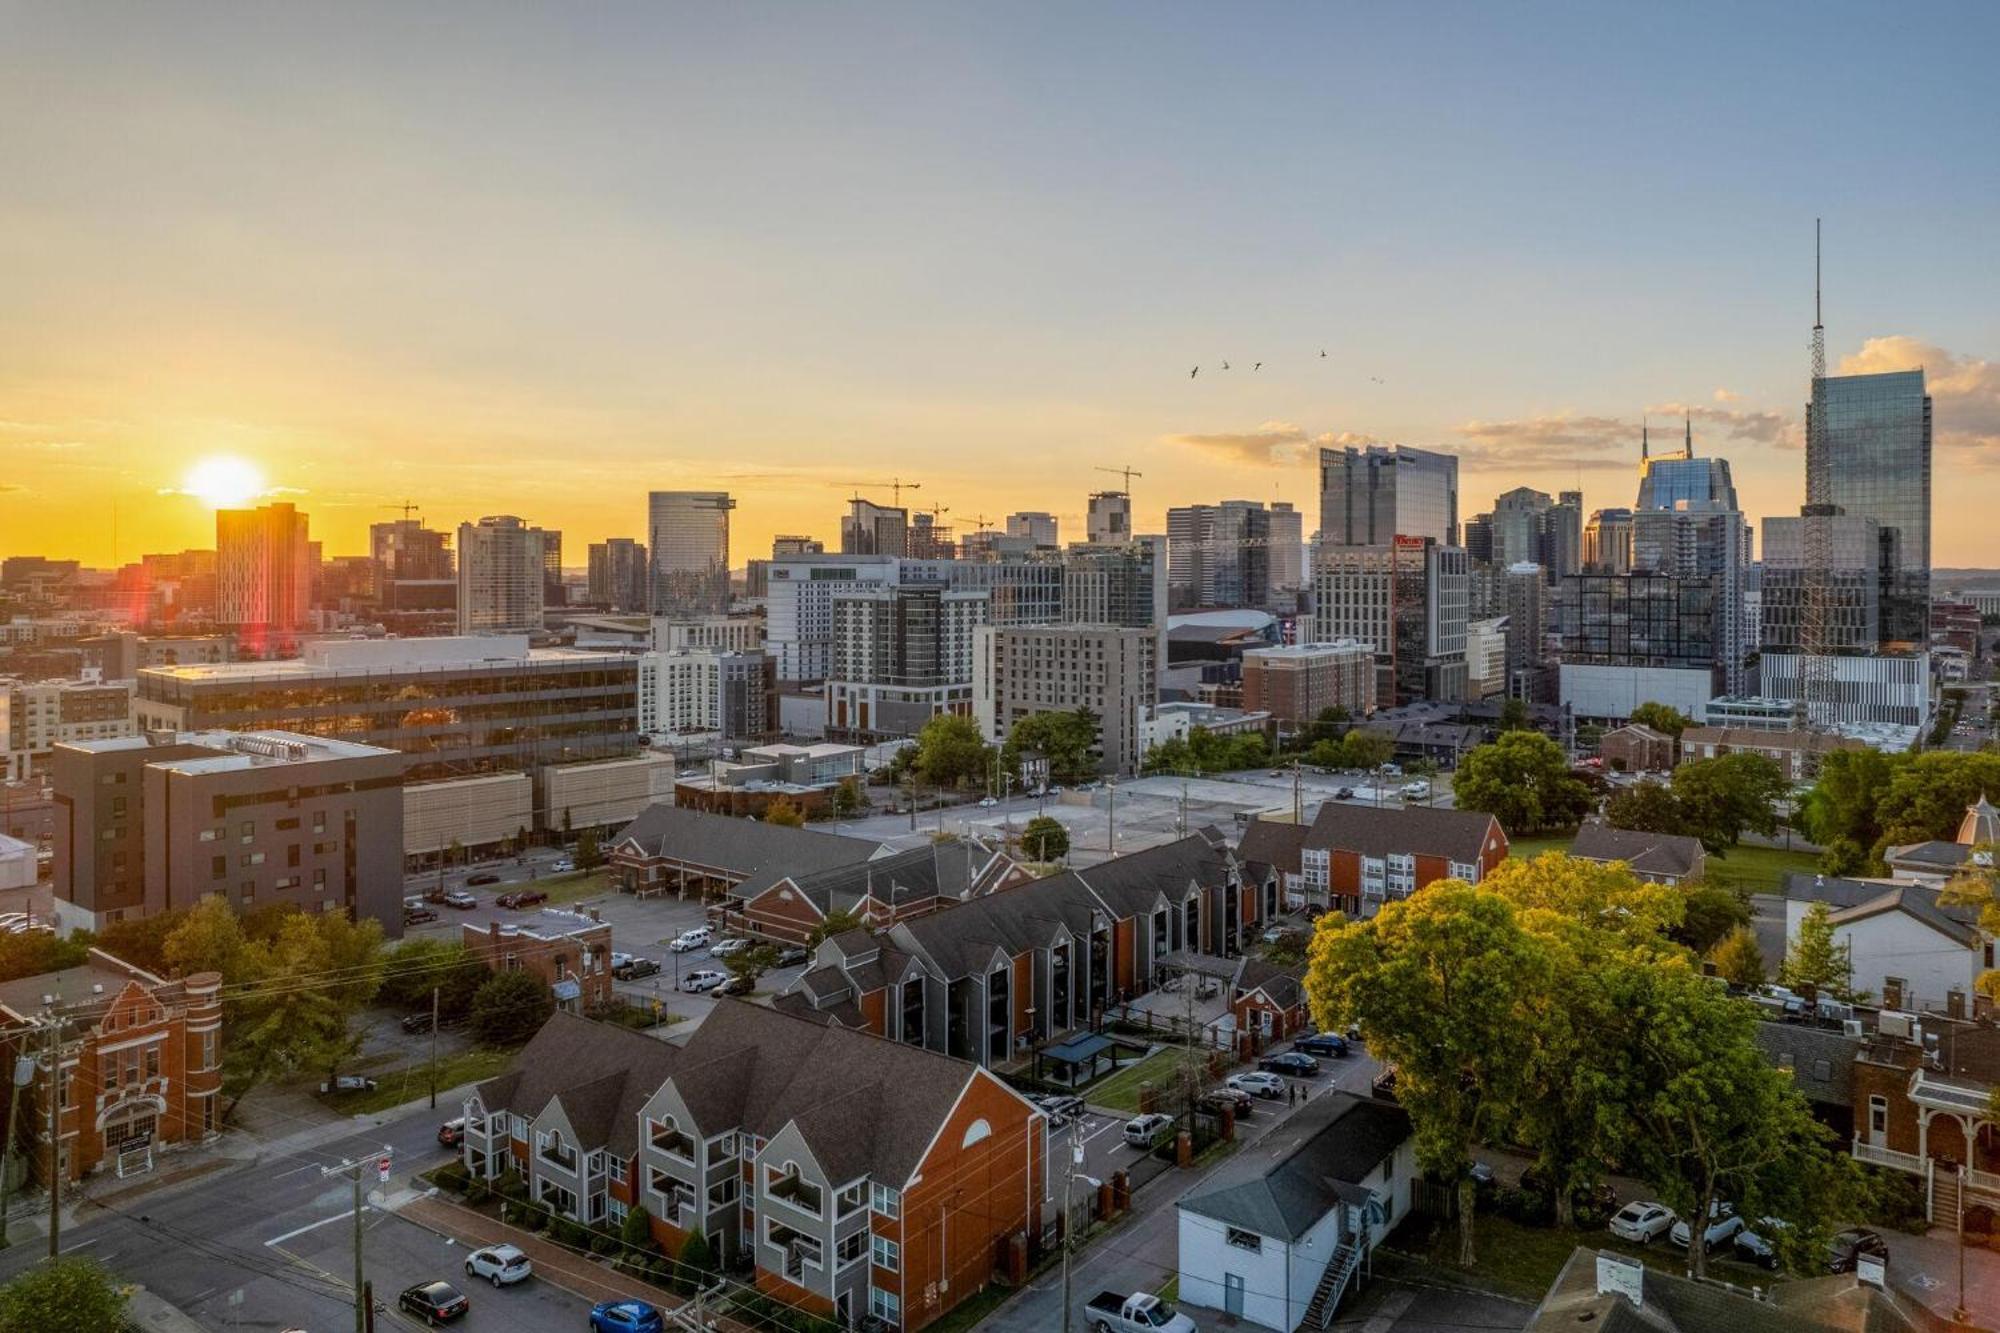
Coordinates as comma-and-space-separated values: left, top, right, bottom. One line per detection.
1451, 412, 1633, 472
0, 483, 21, 494
1167, 422, 1380, 468
1838, 336, 2000, 461
1712, 388, 1741, 403
1644, 402, 1795, 448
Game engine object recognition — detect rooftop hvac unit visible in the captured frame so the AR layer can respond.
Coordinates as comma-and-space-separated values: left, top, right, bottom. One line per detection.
1877, 1010, 1915, 1040
1842, 1019, 1865, 1038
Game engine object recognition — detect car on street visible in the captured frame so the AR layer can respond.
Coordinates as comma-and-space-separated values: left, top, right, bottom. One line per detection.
680, 969, 728, 993
1608, 1201, 1677, 1244
1033, 1094, 1085, 1127
773, 946, 809, 968
1827, 1227, 1889, 1273
551, 859, 574, 873
403, 903, 440, 925
466, 873, 501, 886
319, 1074, 377, 1094
1227, 1071, 1285, 1099
398, 1280, 470, 1325
443, 889, 478, 909
613, 954, 661, 980
1258, 1051, 1320, 1077
437, 1117, 466, 1147
670, 926, 713, 953
1121, 1112, 1174, 1149
716, 973, 755, 997
1293, 1032, 1349, 1058
708, 936, 751, 957
590, 1300, 666, 1333
1670, 1201, 1742, 1252
1199, 1087, 1254, 1118
1085, 1290, 1197, 1333
463, 1244, 532, 1286
495, 888, 548, 909
1335, 787, 1355, 799
979, 797, 998, 808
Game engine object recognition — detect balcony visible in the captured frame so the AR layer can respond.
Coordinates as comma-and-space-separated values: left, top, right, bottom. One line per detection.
1852, 1141, 1924, 1175
767, 1170, 823, 1217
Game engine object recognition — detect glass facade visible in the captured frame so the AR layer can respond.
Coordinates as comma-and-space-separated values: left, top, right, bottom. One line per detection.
1635, 455, 1740, 512
1317, 445, 1459, 547
1811, 370, 1931, 642
649, 492, 734, 618
1558, 573, 1718, 670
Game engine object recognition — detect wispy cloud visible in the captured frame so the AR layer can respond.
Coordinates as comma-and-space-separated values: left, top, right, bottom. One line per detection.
1644, 401, 1795, 447
1838, 336, 2000, 463
1451, 412, 1631, 472
1167, 422, 1378, 467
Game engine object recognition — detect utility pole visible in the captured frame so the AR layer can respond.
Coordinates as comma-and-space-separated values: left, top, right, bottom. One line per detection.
1106, 779, 1116, 854
43, 1003, 60, 1259
1292, 759, 1302, 825
427, 987, 440, 1110
1058, 1119, 1084, 1333
322, 1146, 393, 1333
0, 1053, 32, 1247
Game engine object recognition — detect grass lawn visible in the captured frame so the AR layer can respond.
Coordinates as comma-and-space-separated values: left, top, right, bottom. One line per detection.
1397, 1214, 1698, 1302
1088, 1048, 1190, 1113
1509, 834, 1818, 895
320, 1046, 516, 1116
1157, 1275, 1179, 1302
534, 869, 614, 904
1507, 834, 1576, 860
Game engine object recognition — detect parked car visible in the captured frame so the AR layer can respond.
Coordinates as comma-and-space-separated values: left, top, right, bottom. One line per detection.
1121, 1113, 1174, 1149
979, 797, 998, 808
1294, 1032, 1349, 1058
442, 889, 478, 909
422, 886, 450, 905
550, 859, 574, 873
715, 974, 755, 997
1733, 1217, 1790, 1269
437, 1117, 466, 1147
680, 969, 728, 993
495, 889, 547, 909
1258, 1052, 1320, 1077
1036, 1094, 1085, 1127
773, 946, 809, 968
403, 904, 440, 925
1227, 1071, 1285, 1099
1084, 1291, 1197, 1333
1199, 1087, 1254, 1118
319, 1075, 377, 1094
1608, 1201, 1677, 1245
464, 1244, 533, 1286
670, 926, 713, 953
398, 1280, 470, 1325
708, 936, 751, 958
590, 1300, 665, 1333
466, 873, 501, 887
1335, 787, 1355, 799
1670, 1201, 1742, 1253
613, 955, 661, 980
1826, 1227, 1889, 1274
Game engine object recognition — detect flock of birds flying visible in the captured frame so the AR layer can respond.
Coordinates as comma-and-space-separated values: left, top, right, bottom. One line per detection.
1189, 350, 1384, 383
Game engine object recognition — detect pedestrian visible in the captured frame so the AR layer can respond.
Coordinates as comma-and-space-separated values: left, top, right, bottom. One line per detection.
1288, 1083, 1297, 1108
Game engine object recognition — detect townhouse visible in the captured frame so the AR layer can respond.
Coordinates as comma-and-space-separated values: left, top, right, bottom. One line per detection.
1293, 804, 1507, 916
773, 830, 1265, 1066
608, 803, 891, 900
716, 840, 1026, 946
463, 1002, 1046, 1332
1847, 1013, 2000, 1224
1568, 823, 1707, 886
1228, 956, 1310, 1055
1235, 818, 1310, 914
1780, 872, 1991, 1016
461, 913, 614, 1012
0, 949, 223, 1181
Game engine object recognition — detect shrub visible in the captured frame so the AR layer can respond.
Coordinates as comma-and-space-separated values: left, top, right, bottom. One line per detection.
470, 970, 556, 1046
553, 1216, 593, 1250
1858, 1164, 1929, 1233
589, 1222, 621, 1257
430, 1160, 472, 1194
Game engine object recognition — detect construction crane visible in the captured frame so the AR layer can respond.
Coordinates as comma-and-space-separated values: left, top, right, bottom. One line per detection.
838, 478, 923, 507
1795, 219, 1837, 745
381, 500, 422, 522
1094, 465, 1144, 495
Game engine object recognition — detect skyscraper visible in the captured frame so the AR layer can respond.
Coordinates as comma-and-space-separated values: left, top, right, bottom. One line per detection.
841, 498, 907, 557
216, 502, 313, 650
1811, 369, 1932, 641
457, 515, 549, 634
1005, 512, 1058, 547
587, 537, 649, 611
1490, 487, 1552, 568
1268, 502, 1305, 594
648, 491, 734, 617
1317, 444, 1458, 547
1166, 501, 1275, 610
1087, 491, 1131, 544
1310, 538, 1467, 705
1635, 419, 1740, 512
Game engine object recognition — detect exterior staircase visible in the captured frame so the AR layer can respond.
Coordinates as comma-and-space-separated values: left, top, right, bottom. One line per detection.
1303, 1240, 1364, 1329
1931, 1162, 1962, 1228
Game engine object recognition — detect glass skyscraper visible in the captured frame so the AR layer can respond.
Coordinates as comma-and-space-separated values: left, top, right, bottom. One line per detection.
648, 491, 734, 617
1811, 369, 1931, 642
1317, 445, 1458, 547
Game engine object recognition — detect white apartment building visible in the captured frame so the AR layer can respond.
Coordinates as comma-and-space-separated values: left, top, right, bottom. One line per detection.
1466, 616, 1508, 699
457, 515, 551, 635
972, 623, 1152, 775
651, 616, 765, 654
1, 677, 137, 781
637, 650, 773, 742
827, 584, 988, 739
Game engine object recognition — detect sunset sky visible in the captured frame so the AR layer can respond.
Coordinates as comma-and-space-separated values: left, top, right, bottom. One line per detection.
4, 2, 1998, 568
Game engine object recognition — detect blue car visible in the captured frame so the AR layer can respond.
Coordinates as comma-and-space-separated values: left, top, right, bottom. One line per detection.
590, 1300, 665, 1333
1295, 1032, 1349, 1058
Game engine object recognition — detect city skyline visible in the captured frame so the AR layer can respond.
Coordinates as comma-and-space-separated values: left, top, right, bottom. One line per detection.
4, 4, 1999, 567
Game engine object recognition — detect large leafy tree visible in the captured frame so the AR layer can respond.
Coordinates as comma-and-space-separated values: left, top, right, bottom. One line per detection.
1604, 781, 1682, 834
1020, 815, 1069, 862
1671, 882, 1750, 955
1796, 746, 1904, 874
470, 969, 556, 1046
1452, 731, 1592, 835
1337, 729, 1395, 771
1620, 963, 1866, 1277
913, 714, 994, 790
1670, 753, 1788, 853
1707, 925, 1766, 987
1003, 708, 1101, 785
761, 796, 806, 828
1626, 701, 1692, 739
380, 937, 488, 1017
0, 1256, 130, 1332
1873, 752, 2000, 856
1306, 883, 1548, 1265
1940, 850, 2000, 1000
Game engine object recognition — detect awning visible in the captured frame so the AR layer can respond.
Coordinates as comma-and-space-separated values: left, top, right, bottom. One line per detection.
551, 979, 582, 1002
1041, 1032, 1116, 1068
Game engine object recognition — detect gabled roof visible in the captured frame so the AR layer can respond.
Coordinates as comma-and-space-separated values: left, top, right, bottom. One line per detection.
1074, 829, 1235, 917
1826, 886, 1982, 949
473, 1012, 679, 1159
1302, 802, 1500, 865
1529, 1246, 1948, 1333
611, 804, 887, 889
766, 841, 1013, 918
1232, 955, 1305, 1011
673, 999, 984, 1187
1883, 839, 1971, 870
1780, 873, 1981, 930
1603, 722, 1672, 745
1237, 818, 1309, 878
1178, 1093, 1409, 1242
1570, 823, 1706, 879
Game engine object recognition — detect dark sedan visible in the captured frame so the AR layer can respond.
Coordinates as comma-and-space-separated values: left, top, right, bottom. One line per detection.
1827, 1227, 1889, 1274
495, 888, 548, 909
1258, 1052, 1321, 1077
466, 872, 501, 887
398, 1280, 469, 1325
1294, 1032, 1349, 1058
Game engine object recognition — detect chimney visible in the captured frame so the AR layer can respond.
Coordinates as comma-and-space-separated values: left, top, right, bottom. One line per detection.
488, 922, 501, 946
588, 907, 601, 923
1882, 978, 1903, 1011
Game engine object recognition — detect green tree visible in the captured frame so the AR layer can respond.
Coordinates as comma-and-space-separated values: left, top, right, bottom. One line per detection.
831, 777, 866, 818
676, 1229, 716, 1295
95, 908, 187, 977
1143, 735, 1195, 775
1604, 781, 1682, 834
162, 894, 252, 980
0, 1255, 130, 1332
1940, 850, 2000, 999
470, 969, 556, 1046
1621, 963, 1865, 1277
1872, 752, 2000, 859
616, 1203, 658, 1273
1306, 883, 1548, 1266
807, 908, 864, 947
1498, 697, 1532, 732
762, 796, 806, 828
1627, 701, 1692, 739
1338, 729, 1396, 771
1778, 901, 1857, 1000
725, 944, 778, 985
380, 938, 487, 1015
912, 713, 994, 791
1796, 747, 1902, 874
0, 931, 92, 985
1707, 925, 1766, 988
575, 828, 605, 870
1021, 815, 1070, 862
1301, 706, 1350, 747
1452, 731, 1592, 836
1003, 708, 1101, 785
1671, 882, 1750, 955
1670, 753, 1788, 853
1304, 737, 1344, 770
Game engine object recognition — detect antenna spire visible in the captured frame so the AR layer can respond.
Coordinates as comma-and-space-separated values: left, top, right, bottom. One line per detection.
1685, 413, 1693, 456
1641, 416, 1649, 461
1814, 216, 1823, 334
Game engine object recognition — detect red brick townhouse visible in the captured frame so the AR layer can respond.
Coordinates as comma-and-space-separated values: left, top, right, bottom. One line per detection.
773, 829, 1264, 1066
715, 840, 1027, 946
461, 913, 614, 1012
1229, 956, 1310, 1056
463, 1002, 1046, 1332
0, 949, 223, 1182
608, 804, 889, 901
1294, 804, 1507, 917
1848, 1014, 2000, 1222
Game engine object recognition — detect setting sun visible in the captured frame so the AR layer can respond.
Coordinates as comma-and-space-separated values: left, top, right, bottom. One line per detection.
182, 456, 266, 509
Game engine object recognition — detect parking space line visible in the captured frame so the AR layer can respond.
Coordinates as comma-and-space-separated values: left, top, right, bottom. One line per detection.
265, 1206, 371, 1247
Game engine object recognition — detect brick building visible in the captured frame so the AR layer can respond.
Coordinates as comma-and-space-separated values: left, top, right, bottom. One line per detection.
1597, 722, 1673, 773
1291, 804, 1508, 916
461, 913, 614, 1012
1848, 1013, 2000, 1223
1239, 641, 1375, 733
1229, 956, 1309, 1057
0, 950, 223, 1182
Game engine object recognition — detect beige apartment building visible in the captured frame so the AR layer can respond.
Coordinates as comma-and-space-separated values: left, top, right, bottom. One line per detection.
973, 623, 1152, 775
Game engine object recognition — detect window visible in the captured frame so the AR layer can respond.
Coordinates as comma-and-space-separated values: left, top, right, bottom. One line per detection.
287, 845, 301, 868
198, 828, 221, 843
837, 1231, 867, 1268
1225, 1227, 1262, 1253
837, 1181, 866, 1217
608, 1197, 629, 1224
707, 1176, 738, 1209
276, 817, 300, 831
872, 1234, 900, 1272
313, 812, 326, 833
239, 821, 254, 844
144, 1045, 159, 1080
609, 1156, 627, 1185
648, 1117, 694, 1162
766, 1163, 822, 1216
1869, 1095, 1888, 1137
870, 1182, 901, 1218
869, 1287, 900, 1324
211, 856, 226, 881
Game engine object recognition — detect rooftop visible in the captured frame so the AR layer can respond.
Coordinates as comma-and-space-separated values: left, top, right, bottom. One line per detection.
62, 728, 398, 771
1178, 1093, 1411, 1242
140, 635, 628, 685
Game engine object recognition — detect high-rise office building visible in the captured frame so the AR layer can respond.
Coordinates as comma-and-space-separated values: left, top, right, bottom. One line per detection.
216, 502, 313, 648
370, 519, 453, 582
1502, 563, 1546, 700
1548, 491, 1584, 579
1810, 369, 1932, 642
1636, 419, 1740, 512
1462, 513, 1494, 566
841, 499, 908, 557
457, 515, 550, 634
1317, 444, 1458, 547
1583, 509, 1635, 574
1490, 487, 1552, 569
1310, 539, 1468, 705
1062, 537, 1168, 698
1087, 491, 1132, 544
973, 624, 1151, 775
647, 491, 733, 618
1006, 512, 1058, 547
539, 529, 566, 609
827, 583, 988, 738
1166, 501, 1276, 610
587, 537, 649, 612
1269, 502, 1305, 594
1757, 514, 1883, 654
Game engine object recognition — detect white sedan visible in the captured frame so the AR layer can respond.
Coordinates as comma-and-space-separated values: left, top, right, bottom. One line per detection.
1609, 1201, 1677, 1244
1226, 1072, 1286, 1099
708, 937, 752, 958
681, 969, 729, 993
1670, 1201, 1742, 1252
464, 1244, 533, 1286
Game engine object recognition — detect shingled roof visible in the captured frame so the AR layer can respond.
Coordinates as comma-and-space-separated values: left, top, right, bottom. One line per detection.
1780, 872, 1981, 929
767, 840, 1014, 917
1528, 1246, 1947, 1333
1827, 885, 1982, 949
1178, 1093, 1410, 1242
611, 804, 888, 890
472, 1011, 680, 1159
1233, 955, 1306, 1010
1570, 823, 1706, 880
1301, 802, 1501, 865
1237, 817, 1308, 878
